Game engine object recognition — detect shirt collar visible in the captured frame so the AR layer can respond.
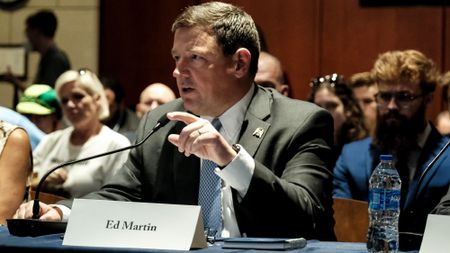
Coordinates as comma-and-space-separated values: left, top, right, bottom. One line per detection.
417, 122, 431, 149
202, 85, 255, 144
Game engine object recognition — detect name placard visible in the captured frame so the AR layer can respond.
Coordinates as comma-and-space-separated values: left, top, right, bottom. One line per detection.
63, 199, 207, 250
419, 214, 450, 253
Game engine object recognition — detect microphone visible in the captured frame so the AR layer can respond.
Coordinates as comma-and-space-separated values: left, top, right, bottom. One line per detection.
7, 114, 170, 237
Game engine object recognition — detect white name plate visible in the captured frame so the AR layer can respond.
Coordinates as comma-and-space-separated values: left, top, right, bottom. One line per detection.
63, 199, 207, 250
420, 214, 450, 253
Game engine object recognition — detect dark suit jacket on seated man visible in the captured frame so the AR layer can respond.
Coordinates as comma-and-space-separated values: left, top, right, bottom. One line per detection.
14, 1, 335, 241
333, 50, 450, 250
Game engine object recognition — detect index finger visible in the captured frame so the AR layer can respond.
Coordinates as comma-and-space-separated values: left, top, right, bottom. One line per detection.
167, 111, 200, 125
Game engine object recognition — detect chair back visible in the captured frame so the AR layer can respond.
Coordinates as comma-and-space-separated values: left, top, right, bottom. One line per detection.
333, 197, 369, 242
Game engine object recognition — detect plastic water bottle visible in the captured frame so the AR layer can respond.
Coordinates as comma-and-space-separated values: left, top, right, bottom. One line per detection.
367, 154, 401, 253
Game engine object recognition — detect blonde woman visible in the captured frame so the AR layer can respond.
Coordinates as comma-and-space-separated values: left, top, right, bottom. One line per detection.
0, 121, 31, 224
33, 69, 130, 198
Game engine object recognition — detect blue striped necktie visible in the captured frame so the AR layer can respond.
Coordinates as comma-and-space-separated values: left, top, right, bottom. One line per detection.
198, 118, 222, 237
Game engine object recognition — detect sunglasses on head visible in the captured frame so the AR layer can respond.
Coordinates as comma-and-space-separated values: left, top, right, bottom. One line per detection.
309, 73, 343, 88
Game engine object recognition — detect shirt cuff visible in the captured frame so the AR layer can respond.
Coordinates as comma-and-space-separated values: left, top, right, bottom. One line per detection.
50, 204, 71, 221
215, 144, 254, 197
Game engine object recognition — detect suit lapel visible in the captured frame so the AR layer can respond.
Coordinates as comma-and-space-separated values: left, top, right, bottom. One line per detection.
170, 113, 201, 204
405, 126, 444, 207
237, 86, 272, 156
173, 152, 200, 204
170, 87, 273, 203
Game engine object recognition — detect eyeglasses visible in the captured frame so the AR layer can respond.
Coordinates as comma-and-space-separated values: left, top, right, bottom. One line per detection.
375, 91, 423, 108
309, 73, 342, 88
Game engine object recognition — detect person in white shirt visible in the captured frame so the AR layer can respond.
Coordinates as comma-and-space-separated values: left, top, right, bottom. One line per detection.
32, 69, 130, 198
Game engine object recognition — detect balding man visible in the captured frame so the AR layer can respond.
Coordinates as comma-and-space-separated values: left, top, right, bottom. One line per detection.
255, 51, 290, 96
135, 83, 176, 118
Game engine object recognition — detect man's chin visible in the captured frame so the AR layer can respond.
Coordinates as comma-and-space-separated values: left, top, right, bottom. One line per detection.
182, 102, 202, 115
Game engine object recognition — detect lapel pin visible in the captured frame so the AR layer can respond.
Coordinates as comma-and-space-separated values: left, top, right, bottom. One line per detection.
252, 127, 264, 138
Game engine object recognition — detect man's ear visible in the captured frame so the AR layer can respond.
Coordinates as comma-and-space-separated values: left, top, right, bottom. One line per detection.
280, 84, 290, 97
233, 48, 251, 78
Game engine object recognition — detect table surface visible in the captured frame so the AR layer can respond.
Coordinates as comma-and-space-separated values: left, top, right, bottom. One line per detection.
0, 226, 417, 253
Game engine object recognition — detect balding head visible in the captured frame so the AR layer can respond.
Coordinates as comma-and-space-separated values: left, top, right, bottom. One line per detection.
255, 52, 289, 96
136, 83, 176, 118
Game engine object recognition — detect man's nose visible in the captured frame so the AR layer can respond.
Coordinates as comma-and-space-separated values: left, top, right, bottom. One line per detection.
387, 96, 399, 110
173, 59, 188, 78
65, 99, 76, 108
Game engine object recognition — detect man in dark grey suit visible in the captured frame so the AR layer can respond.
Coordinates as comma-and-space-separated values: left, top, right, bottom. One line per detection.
14, 1, 335, 240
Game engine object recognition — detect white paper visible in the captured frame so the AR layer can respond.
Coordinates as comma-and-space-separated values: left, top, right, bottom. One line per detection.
0, 46, 26, 76
419, 214, 450, 253
63, 199, 206, 250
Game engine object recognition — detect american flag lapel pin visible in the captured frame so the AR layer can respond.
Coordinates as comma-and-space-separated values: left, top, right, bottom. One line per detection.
252, 127, 264, 138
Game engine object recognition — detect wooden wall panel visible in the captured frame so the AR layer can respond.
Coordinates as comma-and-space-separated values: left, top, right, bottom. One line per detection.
321, 0, 444, 120
100, 0, 448, 121
99, 0, 194, 106
218, 0, 319, 99
437, 6, 450, 114
321, 0, 443, 74
445, 7, 450, 72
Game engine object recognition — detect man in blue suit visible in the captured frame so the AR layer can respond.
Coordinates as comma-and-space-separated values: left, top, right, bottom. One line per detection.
333, 50, 450, 250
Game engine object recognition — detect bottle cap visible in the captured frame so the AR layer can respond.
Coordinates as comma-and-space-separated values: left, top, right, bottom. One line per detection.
380, 154, 393, 161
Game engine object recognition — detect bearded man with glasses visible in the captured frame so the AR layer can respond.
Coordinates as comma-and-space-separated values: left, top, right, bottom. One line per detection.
333, 49, 450, 251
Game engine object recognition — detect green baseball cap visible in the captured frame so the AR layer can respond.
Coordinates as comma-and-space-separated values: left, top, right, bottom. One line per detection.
16, 84, 62, 118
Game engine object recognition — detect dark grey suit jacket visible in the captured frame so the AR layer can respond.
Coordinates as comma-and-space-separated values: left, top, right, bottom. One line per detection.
65, 86, 335, 240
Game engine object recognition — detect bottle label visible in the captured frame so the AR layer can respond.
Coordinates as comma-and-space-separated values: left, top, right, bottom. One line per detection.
369, 188, 400, 211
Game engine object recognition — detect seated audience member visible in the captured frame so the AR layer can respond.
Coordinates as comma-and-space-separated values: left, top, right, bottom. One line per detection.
348, 71, 378, 136
15, 2, 336, 240
0, 106, 45, 150
100, 77, 140, 141
435, 71, 450, 135
308, 73, 368, 164
32, 69, 130, 198
0, 120, 32, 224
16, 84, 62, 134
255, 51, 290, 96
333, 50, 449, 250
135, 82, 176, 118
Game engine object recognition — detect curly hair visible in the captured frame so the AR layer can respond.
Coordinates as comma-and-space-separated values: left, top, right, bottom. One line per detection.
348, 71, 376, 89
308, 74, 369, 148
372, 50, 439, 95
